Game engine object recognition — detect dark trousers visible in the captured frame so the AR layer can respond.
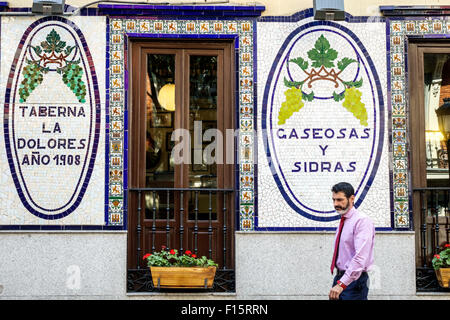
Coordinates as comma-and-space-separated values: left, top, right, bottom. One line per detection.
332, 272, 369, 300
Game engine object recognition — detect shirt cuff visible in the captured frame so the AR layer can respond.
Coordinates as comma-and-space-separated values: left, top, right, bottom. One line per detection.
337, 280, 347, 290
339, 274, 352, 287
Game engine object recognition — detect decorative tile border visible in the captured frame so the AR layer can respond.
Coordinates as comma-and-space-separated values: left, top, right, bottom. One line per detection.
98, 4, 265, 17
388, 17, 450, 229
107, 17, 256, 230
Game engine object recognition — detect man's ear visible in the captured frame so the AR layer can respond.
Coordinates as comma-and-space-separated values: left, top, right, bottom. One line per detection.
349, 195, 355, 204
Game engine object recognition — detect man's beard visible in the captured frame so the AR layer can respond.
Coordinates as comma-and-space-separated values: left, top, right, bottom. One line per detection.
335, 202, 350, 215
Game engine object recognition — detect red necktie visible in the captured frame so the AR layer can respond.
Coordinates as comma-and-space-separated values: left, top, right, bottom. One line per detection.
330, 216, 345, 275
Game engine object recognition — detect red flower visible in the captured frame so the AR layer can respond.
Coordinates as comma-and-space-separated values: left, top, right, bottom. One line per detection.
185, 250, 192, 256
435, 254, 441, 259
170, 249, 176, 255
445, 244, 450, 248
143, 253, 151, 260
192, 254, 197, 258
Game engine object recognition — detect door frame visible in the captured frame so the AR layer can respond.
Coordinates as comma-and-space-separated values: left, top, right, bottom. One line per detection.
127, 39, 236, 269
408, 41, 450, 266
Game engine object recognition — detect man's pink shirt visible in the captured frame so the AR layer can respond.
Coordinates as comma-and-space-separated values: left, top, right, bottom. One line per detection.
334, 206, 375, 286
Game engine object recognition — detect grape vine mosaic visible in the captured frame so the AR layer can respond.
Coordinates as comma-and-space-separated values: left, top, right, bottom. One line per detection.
20, 29, 86, 103
279, 34, 367, 126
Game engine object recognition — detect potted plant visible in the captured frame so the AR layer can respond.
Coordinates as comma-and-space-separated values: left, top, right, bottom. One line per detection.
143, 246, 218, 289
432, 244, 450, 288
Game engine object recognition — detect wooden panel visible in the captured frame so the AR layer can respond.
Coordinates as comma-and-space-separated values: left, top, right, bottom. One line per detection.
186, 226, 219, 262
143, 226, 178, 254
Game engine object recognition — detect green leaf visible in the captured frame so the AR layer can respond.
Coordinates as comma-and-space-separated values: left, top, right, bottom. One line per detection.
47, 29, 60, 43
307, 35, 338, 68
303, 91, 314, 102
333, 91, 345, 102
41, 41, 51, 53
314, 34, 331, 53
55, 40, 66, 53
337, 57, 357, 71
64, 45, 75, 56
289, 57, 308, 70
41, 29, 67, 53
342, 78, 363, 88
32, 46, 42, 55
325, 49, 338, 62
353, 78, 363, 88
284, 77, 303, 89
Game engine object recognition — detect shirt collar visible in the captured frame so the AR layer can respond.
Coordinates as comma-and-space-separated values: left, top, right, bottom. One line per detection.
342, 206, 356, 219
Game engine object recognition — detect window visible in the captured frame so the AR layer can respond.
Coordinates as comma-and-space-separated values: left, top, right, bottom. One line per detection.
128, 41, 235, 272
409, 42, 450, 292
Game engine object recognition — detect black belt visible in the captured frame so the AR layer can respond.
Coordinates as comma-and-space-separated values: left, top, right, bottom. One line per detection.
336, 269, 367, 277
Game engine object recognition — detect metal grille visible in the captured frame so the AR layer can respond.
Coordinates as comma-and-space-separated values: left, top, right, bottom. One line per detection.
414, 187, 450, 292
127, 187, 235, 293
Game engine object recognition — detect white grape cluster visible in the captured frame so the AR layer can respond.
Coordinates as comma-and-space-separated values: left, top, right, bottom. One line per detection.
342, 87, 368, 127
278, 87, 304, 125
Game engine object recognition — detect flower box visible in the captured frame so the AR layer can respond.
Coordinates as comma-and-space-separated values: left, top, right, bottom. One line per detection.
435, 268, 450, 288
150, 266, 217, 289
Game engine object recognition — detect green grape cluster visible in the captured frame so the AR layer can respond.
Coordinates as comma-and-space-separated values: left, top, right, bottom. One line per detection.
19, 62, 45, 103
342, 87, 368, 126
278, 87, 304, 125
61, 63, 86, 103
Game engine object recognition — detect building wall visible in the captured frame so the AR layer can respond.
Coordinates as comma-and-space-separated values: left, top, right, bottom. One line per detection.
0, 232, 127, 299
0, 232, 416, 299
235, 232, 417, 299
0, 1, 449, 299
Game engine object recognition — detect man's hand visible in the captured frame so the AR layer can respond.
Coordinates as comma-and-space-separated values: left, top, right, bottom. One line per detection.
329, 284, 344, 300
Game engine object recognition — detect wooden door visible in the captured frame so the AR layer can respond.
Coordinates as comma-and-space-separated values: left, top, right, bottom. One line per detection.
128, 41, 235, 270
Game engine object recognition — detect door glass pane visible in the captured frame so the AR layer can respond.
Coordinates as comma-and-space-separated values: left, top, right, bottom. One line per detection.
188, 55, 218, 220
145, 54, 175, 219
424, 53, 450, 217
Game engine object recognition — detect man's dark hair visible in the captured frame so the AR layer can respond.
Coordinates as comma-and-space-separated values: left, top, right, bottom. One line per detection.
331, 182, 355, 198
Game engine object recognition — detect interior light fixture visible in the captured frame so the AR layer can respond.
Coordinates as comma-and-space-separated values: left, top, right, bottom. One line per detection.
158, 83, 175, 111
436, 97, 450, 182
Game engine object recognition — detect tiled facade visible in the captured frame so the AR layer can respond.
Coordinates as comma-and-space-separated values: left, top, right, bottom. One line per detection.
0, 6, 448, 232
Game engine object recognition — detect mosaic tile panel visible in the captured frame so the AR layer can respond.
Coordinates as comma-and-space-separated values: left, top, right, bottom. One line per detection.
256, 14, 391, 230
0, 16, 107, 227
107, 18, 255, 230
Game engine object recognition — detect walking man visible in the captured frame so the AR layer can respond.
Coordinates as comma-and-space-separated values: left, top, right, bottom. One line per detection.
329, 182, 375, 300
